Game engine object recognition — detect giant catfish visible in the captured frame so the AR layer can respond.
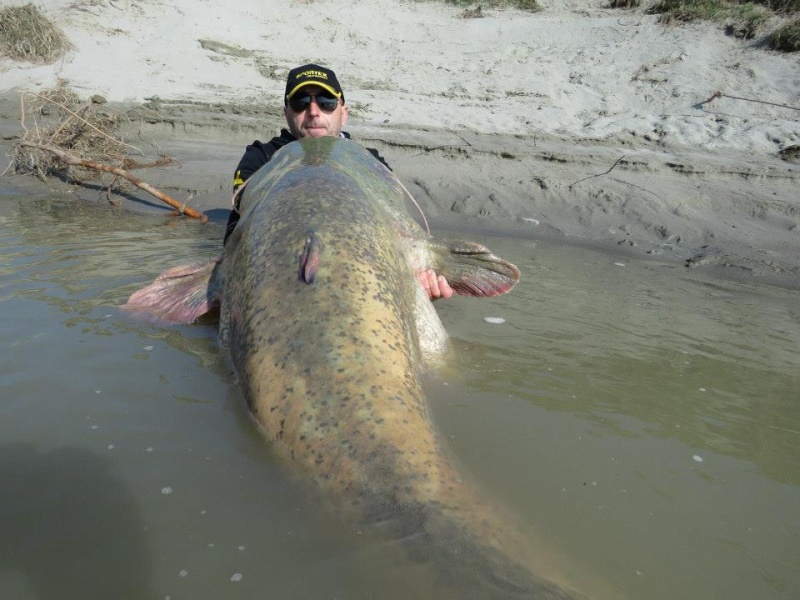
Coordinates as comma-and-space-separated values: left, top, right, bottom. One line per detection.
125, 137, 584, 599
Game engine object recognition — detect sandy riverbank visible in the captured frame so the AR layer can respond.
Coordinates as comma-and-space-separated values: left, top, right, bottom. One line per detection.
1, 0, 799, 287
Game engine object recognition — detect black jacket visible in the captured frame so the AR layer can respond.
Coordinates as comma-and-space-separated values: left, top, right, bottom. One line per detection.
223, 129, 391, 244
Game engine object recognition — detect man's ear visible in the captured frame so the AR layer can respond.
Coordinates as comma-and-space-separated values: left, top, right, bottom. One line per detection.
340, 104, 349, 128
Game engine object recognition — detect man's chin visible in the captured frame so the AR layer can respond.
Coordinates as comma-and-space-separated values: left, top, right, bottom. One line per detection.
303, 129, 329, 138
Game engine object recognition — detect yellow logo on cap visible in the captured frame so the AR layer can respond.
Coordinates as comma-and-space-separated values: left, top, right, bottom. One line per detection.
297, 70, 328, 80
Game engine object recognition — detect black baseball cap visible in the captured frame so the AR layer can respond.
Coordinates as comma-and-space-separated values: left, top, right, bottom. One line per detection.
284, 64, 344, 105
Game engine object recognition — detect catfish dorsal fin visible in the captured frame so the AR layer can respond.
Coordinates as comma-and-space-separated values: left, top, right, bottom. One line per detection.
299, 230, 323, 284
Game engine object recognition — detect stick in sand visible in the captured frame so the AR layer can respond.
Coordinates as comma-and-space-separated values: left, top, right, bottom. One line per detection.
19, 142, 208, 222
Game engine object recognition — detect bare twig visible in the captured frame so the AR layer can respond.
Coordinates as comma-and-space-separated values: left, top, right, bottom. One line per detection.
49, 105, 83, 139
569, 154, 627, 189
697, 90, 800, 112
19, 92, 28, 134
20, 142, 208, 222
106, 179, 121, 207
24, 91, 144, 155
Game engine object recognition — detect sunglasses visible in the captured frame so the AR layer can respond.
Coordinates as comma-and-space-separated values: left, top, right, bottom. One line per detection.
288, 92, 340, 114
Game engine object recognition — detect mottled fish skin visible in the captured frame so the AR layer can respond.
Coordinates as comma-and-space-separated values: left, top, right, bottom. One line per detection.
125, 137, 581, 598
222, 139, 449, 499
218, 138, 580, 599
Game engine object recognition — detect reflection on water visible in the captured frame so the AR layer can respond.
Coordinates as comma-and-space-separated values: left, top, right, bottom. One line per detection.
1, 196, 799, 599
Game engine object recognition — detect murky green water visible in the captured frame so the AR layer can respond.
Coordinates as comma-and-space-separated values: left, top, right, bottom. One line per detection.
1, 195, 799, 600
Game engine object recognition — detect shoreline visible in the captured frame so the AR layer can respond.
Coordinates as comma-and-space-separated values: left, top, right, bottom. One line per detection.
2, 92, 799, 290
1, 0, 799, 290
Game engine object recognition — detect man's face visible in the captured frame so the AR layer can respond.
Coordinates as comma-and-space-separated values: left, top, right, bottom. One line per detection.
284, 85, 349, 139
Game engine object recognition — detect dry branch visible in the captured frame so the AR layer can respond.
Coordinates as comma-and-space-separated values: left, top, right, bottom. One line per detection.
697, 90, 800, 112
13, 86, 208, 223
569, 154, 627, 189
26, 90, 144, 155
14, 88, 142, 182
20, 142, 208, 222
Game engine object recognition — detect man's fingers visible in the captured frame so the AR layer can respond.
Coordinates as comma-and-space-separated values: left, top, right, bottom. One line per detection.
418, 269, 453, 301
418, 269, 436, 296
426, 270, 441, 298
437, 275, 454, 300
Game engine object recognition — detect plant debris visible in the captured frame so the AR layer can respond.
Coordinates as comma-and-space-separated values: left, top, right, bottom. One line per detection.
12, 85, 207, 221
0, 3, 73, 63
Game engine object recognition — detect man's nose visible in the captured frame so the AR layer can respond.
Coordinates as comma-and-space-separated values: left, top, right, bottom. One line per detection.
306, 98, 321, 116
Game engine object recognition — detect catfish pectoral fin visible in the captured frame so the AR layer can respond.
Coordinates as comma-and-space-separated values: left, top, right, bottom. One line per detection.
299, 231, 323, 284
431, 240, 521, 297
123, 257, 222, 324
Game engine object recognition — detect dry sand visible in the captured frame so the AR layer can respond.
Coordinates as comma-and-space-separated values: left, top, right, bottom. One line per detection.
1, 0, 799, 287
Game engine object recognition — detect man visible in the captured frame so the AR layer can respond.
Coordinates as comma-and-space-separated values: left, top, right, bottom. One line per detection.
224, 64, 452, 300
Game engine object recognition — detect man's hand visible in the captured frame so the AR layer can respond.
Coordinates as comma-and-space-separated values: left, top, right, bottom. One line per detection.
418, 269, 454, 301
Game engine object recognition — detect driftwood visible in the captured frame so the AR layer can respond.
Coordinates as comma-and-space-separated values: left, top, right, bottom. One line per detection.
13, 88, 208, 223
19, 142, 208, 222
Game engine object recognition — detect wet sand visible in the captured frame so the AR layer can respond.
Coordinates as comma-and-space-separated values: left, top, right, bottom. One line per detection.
1, 0, 799, 288
2, 93, 799, 290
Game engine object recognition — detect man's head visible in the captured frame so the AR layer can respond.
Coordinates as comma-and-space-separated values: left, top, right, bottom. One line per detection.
283, 64, 348, 139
